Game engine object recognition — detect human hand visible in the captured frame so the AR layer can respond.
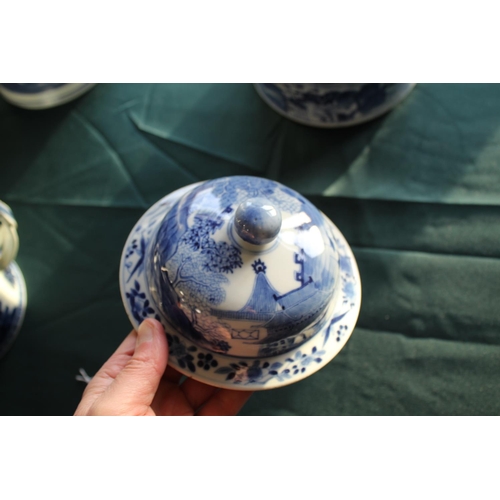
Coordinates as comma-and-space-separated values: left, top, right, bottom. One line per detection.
74, 318, 253, 416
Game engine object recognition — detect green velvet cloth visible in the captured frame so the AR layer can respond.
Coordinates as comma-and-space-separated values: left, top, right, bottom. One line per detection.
0, 83, 499, 415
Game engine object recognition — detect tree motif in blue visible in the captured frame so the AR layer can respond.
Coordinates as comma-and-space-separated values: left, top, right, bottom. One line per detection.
147, 208, 244, 353
166, 212, 243, 311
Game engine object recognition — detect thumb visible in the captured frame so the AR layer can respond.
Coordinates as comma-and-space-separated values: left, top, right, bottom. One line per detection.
93, 319, 168, 415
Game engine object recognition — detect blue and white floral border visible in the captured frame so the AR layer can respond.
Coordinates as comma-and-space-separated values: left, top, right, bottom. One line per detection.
119, 184, 361, 390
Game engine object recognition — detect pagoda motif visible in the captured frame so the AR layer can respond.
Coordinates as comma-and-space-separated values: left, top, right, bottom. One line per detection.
212, 251, 327, 344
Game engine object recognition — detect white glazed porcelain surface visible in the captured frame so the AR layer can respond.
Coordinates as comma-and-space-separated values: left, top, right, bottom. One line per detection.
119, 180, 361, 390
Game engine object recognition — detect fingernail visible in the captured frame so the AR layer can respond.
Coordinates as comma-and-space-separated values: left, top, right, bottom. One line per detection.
137, 320, 154, 347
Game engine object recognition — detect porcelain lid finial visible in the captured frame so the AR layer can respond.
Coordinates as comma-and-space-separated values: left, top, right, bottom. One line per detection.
234, 198, 282, 246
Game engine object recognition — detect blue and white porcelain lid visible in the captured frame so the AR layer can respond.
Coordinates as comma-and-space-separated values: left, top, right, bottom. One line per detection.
145, 176, 341, 358
120, 178, 361, 389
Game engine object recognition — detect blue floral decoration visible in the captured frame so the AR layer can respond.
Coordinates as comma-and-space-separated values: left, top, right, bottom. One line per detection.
213, 345, 327, 386
126, 280, 160, 323
166, 333, 198, 372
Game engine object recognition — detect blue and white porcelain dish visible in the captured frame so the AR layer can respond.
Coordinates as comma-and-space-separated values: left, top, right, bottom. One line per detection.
119, 177, 361, 390
255, 83, 415, 128
0, 83, 96, 110
0, 262, 27, 359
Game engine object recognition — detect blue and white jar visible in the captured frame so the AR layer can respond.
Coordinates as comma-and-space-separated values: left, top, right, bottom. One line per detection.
120, 177, 362, 390
255, 83, 415, 128
0, 201, 27, 359
0, 83, 95, 109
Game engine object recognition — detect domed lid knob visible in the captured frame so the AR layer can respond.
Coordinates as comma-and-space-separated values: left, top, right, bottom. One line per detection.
234, 197, 282, 246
